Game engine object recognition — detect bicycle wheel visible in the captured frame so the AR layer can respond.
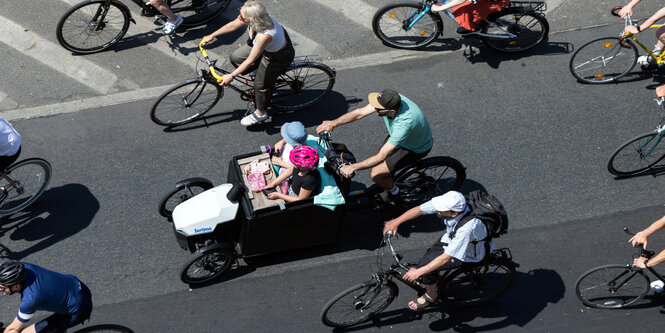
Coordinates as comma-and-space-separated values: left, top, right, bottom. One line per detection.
393, 156, 466, 208
569, 37, 638, 84
151, 78, 223, 127
607, 132, 665, 176
0, 159, 52, 217
56, 0, 130, 54
270, 63, 335, 111
73, 324, 134, 333
575, 264, 650, 309
320, 280, 398, 328
170, 0, 232, 27
372, 2, 442, 49
481, 9, 548, 52
439, 260, 516, 307
158, 179, 213, 218
180, 243, 235, 284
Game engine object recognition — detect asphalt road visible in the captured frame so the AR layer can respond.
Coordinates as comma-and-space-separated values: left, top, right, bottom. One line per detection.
2, 1, 665, 332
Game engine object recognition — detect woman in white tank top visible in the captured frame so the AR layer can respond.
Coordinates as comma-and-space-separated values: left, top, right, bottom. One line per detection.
202, 1, 295, 127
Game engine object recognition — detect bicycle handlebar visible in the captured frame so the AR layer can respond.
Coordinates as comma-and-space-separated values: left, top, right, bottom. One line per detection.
618, 33, 634, 49
624, 227, 656, 259
198, 41, 225, 84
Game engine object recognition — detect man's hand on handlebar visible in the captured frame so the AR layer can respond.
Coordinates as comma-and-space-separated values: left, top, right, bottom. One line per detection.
201, 35, 214, 45
316, 121, 335, 134
339, 164, 356, 178
383, 220, 399, 236
657, 84, 665, 98
624, 25, 639, 36
633, 256, 648, 268
618, 6, 633, 18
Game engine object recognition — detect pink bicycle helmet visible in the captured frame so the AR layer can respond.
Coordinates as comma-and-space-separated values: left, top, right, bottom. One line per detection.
290, 145, 319, 170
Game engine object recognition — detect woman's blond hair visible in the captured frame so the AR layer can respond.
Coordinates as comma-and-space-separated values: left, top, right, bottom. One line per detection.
242, 1, 274, 32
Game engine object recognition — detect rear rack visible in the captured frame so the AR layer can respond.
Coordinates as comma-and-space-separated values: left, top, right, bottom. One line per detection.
508, 1, 546, 12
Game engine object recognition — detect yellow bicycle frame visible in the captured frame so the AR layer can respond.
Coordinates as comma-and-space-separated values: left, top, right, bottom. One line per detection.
624, 24, 665, 64
198, 41, 225, 83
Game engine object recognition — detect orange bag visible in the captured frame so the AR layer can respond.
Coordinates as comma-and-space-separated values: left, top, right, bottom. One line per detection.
452, 0, 510, 31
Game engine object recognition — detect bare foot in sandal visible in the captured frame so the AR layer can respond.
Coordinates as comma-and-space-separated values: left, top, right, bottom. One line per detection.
408, 294, 436, 311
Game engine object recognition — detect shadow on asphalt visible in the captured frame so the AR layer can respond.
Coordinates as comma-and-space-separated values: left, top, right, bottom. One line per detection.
329, 268, 565, 332
463, 39, 574, 68
161, 90, 353, 133
611, 164, 665, 180
0, 184, 99, 260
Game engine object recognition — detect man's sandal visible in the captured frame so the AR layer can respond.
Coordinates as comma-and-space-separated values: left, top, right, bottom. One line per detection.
408, 294, 436, 311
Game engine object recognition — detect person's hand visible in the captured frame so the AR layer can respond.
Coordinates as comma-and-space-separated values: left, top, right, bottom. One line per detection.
274, 140, 285, 153
271, 155, 285, 167
403, 268, 424, 282
339, 164, 355, 178
218, 74, 234, 87
267, 192, 282, 200
618, 6, 633, 18
316, 120, 335, 134
629, 230, 649, 249
633, 256, 648, 268
624, 25, 639, 36
383, 220, 399, 236
656, 85, 665, 98
201, 35, 214, 45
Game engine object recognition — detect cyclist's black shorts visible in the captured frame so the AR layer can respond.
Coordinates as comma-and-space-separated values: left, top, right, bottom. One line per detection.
417, 241, 463, 285
383, 137, 429, 175
0, 146, 21, 172
34, 281, 93, 333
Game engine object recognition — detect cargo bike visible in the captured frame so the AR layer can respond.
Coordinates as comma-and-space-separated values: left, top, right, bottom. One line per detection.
157, 132, 466, 285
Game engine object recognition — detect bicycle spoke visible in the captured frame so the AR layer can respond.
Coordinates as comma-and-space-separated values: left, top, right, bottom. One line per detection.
58, 3, 127, 52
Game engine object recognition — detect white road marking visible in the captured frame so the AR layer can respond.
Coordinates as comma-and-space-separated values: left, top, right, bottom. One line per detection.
0, 91, 18, 111
309, 0, 376, 30
0, 15, 124, 95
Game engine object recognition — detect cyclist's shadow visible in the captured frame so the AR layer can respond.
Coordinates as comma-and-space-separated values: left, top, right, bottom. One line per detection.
0, 183, 99, 260
338, 268, 564, 332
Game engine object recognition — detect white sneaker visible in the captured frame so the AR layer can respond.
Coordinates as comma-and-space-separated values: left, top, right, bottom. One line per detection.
162, 14, 183, 35
637, 48, 662, 66
240, 111, 268, 126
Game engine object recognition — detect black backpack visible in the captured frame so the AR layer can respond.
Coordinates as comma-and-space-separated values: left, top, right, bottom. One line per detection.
450, 190, 508, 241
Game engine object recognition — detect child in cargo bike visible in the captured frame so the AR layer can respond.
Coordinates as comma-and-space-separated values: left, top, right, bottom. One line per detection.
262, 145, 321, 202
432, 0, 510, 35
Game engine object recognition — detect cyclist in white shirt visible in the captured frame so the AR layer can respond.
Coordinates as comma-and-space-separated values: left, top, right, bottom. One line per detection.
383, 191, 493, 311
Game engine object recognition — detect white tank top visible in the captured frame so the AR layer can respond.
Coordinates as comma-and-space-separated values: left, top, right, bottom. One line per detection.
252, 16, 286, 53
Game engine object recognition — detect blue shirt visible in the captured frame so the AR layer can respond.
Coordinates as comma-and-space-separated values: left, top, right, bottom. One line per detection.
17, 263, 84, 322
383, 95, 433, 154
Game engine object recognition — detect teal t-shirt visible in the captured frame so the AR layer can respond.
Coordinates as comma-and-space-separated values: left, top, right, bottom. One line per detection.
383, 94, 433, 153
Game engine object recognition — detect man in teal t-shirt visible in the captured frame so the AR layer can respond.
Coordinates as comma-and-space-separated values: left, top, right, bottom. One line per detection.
316, 88, 433, 198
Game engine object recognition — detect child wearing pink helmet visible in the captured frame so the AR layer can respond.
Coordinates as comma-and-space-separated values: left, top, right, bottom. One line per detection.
264, 145, 320, 202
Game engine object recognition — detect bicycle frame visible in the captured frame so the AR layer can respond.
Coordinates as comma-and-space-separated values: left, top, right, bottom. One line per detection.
630, 98, 665, 159
624, 227, 665, 286
406, 0, 544, 40
615, 8, 665, 64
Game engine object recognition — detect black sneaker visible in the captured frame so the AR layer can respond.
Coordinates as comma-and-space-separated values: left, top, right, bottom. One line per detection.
456, 27, 478, 36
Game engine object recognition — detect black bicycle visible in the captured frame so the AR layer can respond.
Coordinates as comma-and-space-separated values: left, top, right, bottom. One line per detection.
320, 231, 518, 328
575, 227, 665, 309
0, 158, 52, 217
56, 0, 232, 54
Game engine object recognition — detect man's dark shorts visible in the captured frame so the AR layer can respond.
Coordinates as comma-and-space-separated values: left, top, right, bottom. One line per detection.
383, 136, 430, 175
34, 281, 93, 333
417, 241, 463, 285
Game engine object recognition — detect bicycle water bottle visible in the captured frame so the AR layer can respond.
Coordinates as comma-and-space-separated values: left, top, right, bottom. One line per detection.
651, 280, 664, 293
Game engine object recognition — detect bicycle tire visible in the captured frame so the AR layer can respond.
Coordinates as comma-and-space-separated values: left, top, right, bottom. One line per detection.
575, 264, 650, 309
481, 9, 549, 53
270, 63, 335, 111
393, 156, 466, 208
56, 0, 130, 54
0, 158, 52, 217
180, 243, 235, 284
151, 78, 223, 127
569, 37, 638, 84
170, 0, 232, 28
607, 132, 665, 176
73, 324, 134, 333
158, 179, 213, 218
439, 259, 516, 307
320, 280, 398, 328
372, 2, 442, 49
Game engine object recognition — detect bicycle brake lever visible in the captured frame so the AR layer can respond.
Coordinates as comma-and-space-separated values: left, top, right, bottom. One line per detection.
656, 97, 665, 106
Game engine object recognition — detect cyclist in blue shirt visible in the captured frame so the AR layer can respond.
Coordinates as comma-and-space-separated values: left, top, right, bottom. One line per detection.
0, 260, 92, 333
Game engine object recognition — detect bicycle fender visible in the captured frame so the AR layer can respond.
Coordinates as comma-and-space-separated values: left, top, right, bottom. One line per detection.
175, 177, 214, 189
198, 242, 235, 254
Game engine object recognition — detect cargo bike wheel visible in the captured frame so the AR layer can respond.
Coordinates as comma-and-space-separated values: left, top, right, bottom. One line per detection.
158, 178, 214, 218
180, 243, 236, 285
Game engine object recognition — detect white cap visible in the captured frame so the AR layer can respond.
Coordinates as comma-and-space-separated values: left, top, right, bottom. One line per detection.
432, 191, 466, 212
